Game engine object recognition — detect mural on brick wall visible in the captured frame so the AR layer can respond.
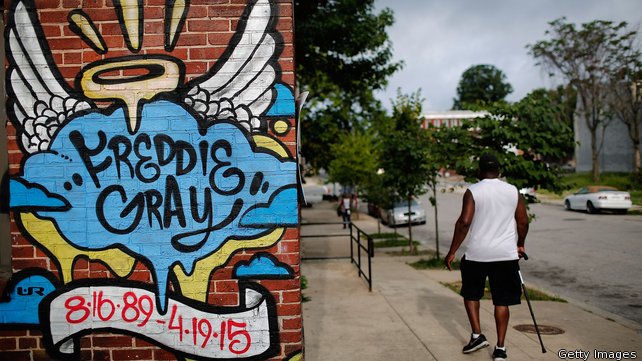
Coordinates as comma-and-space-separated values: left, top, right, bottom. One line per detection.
2, 0, 300, 359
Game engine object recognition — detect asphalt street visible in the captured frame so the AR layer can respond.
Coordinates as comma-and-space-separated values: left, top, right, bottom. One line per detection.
371, 186, 642, 329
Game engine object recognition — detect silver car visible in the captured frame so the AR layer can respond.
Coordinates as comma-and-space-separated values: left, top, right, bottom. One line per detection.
381, 199, 427, 226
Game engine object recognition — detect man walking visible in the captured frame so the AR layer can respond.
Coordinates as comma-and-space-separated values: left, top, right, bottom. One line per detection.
445, 153, 529, 361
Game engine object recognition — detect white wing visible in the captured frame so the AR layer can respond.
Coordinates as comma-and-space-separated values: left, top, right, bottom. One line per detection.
184, 0, 277, 132
6, 1, 94, 153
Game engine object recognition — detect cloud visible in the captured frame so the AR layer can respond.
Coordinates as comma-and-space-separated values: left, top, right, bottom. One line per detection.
9, 178, 70, 211
266, 83, 296, 116
0, 270, 58, 326
234, 253, 294, 279
21, 100, 298, 311
240, 187, 299, 227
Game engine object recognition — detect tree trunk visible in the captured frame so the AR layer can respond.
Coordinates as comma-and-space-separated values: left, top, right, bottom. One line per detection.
634, 141, 641, 181
591, 128, 600, 183
432, 185, 440, 259
407, 199, 414, 253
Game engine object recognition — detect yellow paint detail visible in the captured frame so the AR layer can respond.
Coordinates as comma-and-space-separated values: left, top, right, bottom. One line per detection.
287, 353, 303, 361
70, 13, 105, 52
79, 57, 180, 134
253, 135, 290, 158
167, 0, 187, 50
119, 0, 141, 51
173, 228, 285, 302
272, 120, 290, 135
19, 213, 136, 284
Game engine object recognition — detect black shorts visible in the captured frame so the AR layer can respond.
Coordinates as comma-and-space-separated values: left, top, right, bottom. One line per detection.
460, 258, 522, 306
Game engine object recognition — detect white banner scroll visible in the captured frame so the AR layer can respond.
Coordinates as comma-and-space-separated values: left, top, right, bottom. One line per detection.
46, 285, 273, 359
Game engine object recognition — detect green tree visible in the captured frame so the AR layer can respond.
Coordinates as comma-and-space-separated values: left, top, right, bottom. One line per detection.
453, 64, 513, 110
606, 34, 642, 179
328, 131, 379, 203
423, 124, 470, 258
452, 95, 575, 194
528, 18, 640, 182
379, 91, 432, 250
295, 0, 402, 171
520, 88, 577, 163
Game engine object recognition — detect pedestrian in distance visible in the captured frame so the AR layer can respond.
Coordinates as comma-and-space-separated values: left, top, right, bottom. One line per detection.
339, 193, 352, 229
445, 153, 529, 361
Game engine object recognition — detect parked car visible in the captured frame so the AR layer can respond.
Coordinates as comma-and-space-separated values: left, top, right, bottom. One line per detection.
519, 187, 538, 203
380, 199, 426, 226
563, 186, 632, 214
301, 184, 327, 207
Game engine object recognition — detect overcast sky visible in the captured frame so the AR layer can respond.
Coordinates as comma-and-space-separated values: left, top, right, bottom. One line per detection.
374, 0, 642, 111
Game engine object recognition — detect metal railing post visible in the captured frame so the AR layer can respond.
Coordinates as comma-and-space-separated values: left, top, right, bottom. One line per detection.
356, 225, 361, 277
367, 235, 373, 291
349, 222, 354, 264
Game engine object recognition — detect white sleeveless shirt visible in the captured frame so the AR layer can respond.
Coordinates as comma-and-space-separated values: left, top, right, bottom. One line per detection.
464, 178, 519, 262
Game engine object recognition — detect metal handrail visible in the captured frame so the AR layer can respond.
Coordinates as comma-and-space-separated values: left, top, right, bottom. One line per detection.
300, 221, 374, 291
349, 222, 374, 292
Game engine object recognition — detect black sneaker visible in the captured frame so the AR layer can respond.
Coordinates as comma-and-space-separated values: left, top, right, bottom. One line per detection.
462, 334, 489, 354
493, 346, 507, 361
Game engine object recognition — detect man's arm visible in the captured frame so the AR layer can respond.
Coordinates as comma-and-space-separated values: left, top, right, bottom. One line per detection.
445, 189, 475, 270
515, 193, 529, 256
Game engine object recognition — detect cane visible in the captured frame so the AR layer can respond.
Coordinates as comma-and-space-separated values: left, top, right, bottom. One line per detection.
518, 253, 547, 353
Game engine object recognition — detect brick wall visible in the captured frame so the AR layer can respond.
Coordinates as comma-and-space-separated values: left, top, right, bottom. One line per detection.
1, 0, 302, 360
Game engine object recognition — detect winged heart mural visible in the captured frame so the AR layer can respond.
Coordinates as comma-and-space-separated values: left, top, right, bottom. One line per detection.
2, 0, 300, 359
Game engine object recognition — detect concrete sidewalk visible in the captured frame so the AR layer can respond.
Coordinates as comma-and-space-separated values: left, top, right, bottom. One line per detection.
301, 201, 641, 360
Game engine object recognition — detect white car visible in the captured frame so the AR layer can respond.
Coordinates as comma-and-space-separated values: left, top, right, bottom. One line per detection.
564, 186, 632, 214
380, 199, 426, 226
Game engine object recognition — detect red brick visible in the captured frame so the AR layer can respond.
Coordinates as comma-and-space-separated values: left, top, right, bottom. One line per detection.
12, 258, 48, 270
208, 5, 245, 18
185, 61, 208, 75
127, 270, 152, 283
189, 19, 230, 32
145, 7, 165, 20
277, 303, 301, 317
207, 32, 234, 46
91, 349, 112, 361
82, 0, 105, 8
279, 330, 302, 343
39, 10, 72, 24
177, 34, 207, 46
0, 330, 28, 337
282, 317, 302, 330
101, 23, 124, 36
42, 24, 62, 37
92, 335, 133, 348
214, 280, 238, 293
85, 8, 117, 21
281, 290, 301, 303
63, 51, 82, 64
0, 338, 17, 350
112, 349, 154, 360
38, 0, 62, 8
154, 348, 179, 360
187, 5, 209, 18
17, 337, 37, 349
63, 0, 81, 7
143, 34, 165, 49
144, 20, 164, 35
13, 246, 35, 259
208, 292, 239, 306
